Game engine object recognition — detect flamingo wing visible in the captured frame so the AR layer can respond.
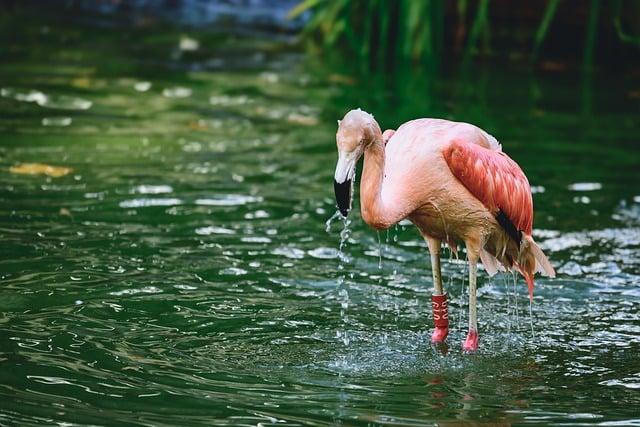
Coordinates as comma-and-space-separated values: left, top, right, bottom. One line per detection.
442, 139, 533, 240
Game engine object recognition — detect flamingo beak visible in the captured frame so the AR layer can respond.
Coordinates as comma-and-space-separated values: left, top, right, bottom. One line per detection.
334, 179, 352, 217
334, 150, 357, 217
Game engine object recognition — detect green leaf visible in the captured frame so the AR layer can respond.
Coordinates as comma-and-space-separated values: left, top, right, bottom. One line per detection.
288, 0, 323, 20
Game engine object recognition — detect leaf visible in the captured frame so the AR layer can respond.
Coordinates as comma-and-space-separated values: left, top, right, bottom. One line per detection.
533, 0, 560, 58
9, 163, 73, 178
288, 0, 323, 20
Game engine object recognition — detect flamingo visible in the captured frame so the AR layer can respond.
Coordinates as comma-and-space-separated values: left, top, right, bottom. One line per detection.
333, 109, 555, 352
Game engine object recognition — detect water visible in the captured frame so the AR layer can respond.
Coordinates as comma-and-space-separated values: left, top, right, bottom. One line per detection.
2, 7, 640, 426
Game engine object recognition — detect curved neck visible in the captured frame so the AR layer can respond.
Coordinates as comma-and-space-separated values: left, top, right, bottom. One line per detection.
360, 137, 390, 229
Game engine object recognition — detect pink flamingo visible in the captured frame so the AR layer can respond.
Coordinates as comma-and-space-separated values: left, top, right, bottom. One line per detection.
333, 109, 555, 352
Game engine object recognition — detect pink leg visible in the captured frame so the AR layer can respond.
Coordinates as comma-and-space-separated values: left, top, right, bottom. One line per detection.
425, 237, 448, 343
431, 293, 449, 343
463, 329, 479, 352
463, 253, 479, 352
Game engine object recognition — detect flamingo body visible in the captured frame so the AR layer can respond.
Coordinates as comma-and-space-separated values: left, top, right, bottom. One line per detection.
333, 109, 555, 352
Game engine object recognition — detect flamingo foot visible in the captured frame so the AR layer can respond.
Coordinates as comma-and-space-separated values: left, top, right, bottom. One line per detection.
431, 293, 449, 344
431, 326, 449, 344
462, 330, 479, 353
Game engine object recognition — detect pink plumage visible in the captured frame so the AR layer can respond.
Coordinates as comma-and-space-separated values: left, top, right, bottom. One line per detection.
333, 109, 555, 352
443, 139, 533, 235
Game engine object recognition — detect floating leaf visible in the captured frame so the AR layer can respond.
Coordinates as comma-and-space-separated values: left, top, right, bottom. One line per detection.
71, 77, 92, 89
188, 120, 208, 131
9, 163, 73, 178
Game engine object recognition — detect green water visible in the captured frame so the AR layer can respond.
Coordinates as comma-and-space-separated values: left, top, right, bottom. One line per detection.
2, 9, 640, 426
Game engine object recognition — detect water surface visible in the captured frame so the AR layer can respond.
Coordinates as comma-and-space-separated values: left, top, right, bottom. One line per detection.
1, 9, 640, 426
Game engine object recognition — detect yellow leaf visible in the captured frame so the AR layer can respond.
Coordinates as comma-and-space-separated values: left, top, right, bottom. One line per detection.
188, 120, 208, 131
10, 163, 73, 178
71, 77, 92, 88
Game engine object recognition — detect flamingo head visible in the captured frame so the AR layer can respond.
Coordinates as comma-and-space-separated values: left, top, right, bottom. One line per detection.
333, 109, 380, 217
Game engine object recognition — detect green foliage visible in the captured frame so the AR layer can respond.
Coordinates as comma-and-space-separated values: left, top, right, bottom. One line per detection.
532, 0, 560, 59
290, 0, 447, 69
612, 0, 640, 47
292, 0, 640, 70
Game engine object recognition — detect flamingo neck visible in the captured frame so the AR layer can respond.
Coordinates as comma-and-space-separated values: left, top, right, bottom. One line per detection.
360, 137, 390, 229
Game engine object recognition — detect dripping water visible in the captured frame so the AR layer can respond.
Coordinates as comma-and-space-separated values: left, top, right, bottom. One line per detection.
503, 274, 512, 334
529, 297, 535, 338
325, 210, 351, 263
337, 283, 350, 346
377, 231, 382, 269
457, 252, 468, 332
512, 272, 520, 326
444, 245, 457, 331
326, 210, 353, 347
325, 210, 341, 233
338, 215, 352, 263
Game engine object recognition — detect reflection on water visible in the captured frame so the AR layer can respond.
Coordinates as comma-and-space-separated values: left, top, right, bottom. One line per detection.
1, 6, 640, 427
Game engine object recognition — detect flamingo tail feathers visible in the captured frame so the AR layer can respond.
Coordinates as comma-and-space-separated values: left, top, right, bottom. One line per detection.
526, 235, 556, 278
518, 235, 555, 301
523, 272, 535, 302
480, 249, 506, 277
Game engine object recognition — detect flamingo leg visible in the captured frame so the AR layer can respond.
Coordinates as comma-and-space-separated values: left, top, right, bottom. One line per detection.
463, 248, 480, 352
426, 237, 448, 343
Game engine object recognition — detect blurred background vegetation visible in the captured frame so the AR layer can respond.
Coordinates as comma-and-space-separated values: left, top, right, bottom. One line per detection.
290, 0, 640, 71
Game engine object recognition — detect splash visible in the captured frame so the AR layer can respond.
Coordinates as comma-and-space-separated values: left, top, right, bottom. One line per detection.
529, 298, 536, 338
377, 231, 383, 269
325, 209, 352, 264
325, 210, 341, 233
503, 274, 512, 334
512, 272, 520, 326
458, 254, 468, 331
337, 285, 350, 346
338, 216, 352, 264
327, 210, 353, 347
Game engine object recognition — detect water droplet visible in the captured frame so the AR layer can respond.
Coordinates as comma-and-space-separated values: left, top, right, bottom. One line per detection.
325, 210, 341, 233
377, 231, 383, 269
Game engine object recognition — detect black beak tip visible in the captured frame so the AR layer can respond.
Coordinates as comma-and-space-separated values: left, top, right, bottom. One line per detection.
333, 179, 352, 218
